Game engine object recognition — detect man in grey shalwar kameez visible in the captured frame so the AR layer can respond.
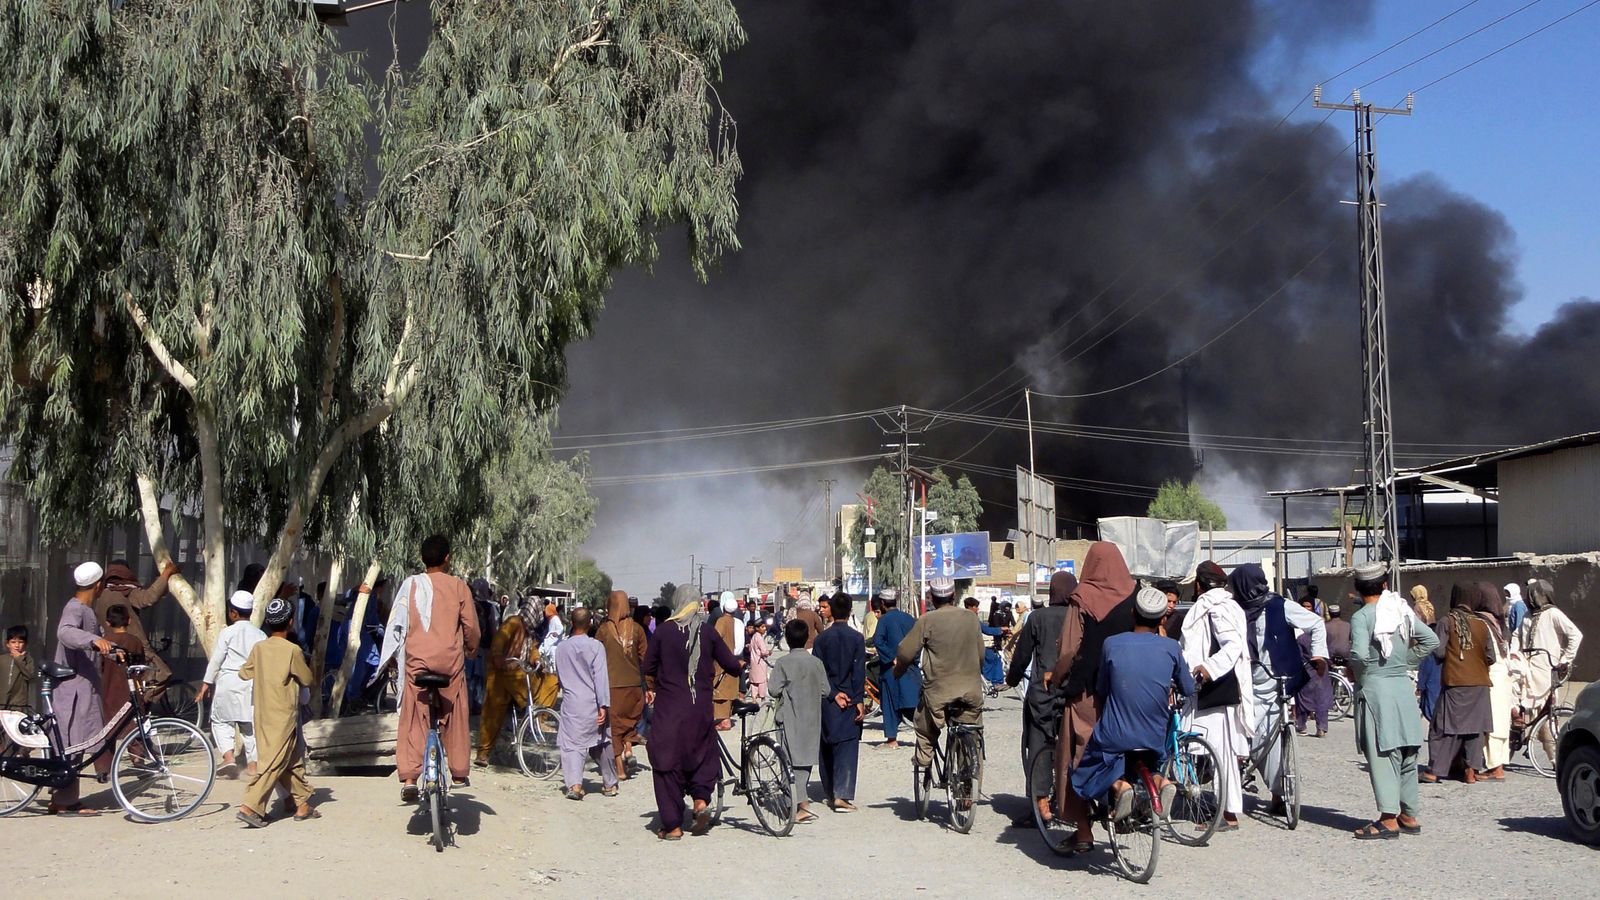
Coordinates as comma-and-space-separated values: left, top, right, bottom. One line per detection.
555, 608, 617, 799
51, 561, 118, 813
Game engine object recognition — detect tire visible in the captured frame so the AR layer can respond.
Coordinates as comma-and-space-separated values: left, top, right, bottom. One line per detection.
1559, 743, 1600, 845
913, 760, 931, 821
1027, 745, 1074, 856
1530, 707, 1572, 778
112, 717, 216, 822
515, 707, 561, 779
744, 736, 797, 837
1279, 726, 1301, 830
710, 765, 728, 826
1163, 734, 1224, 846
947, 731, 981, 834
1108, 774, 1160, 884
1331, 677, 1354, 723
429, 787, 446, 852
0, 746, 43, 816
156, 681, 198, 724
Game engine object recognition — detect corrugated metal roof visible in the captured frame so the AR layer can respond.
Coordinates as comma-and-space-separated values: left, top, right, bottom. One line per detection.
1268, 430, 1600, 498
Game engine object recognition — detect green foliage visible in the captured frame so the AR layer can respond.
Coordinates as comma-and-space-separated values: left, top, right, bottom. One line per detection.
925, 469, 983, 535
658, 582, 678, 605
572, 558, 613, 610
0, 1, 744, 623
847, 466, 907, 589
1147, 479, 1228, 530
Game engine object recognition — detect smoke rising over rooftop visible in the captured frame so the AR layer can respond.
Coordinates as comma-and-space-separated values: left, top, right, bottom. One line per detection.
355, 2, 1600, 593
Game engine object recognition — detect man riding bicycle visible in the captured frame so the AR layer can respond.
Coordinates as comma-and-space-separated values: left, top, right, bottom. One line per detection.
1227, 564, 1326, 815
893, 577, 983, 783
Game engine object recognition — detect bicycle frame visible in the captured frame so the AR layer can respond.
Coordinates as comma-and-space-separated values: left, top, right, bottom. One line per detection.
0, 664, 152, 789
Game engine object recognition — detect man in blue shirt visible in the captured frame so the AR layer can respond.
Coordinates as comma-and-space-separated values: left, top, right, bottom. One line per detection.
1071, 587, 1195, 824
870, 589, 921, 748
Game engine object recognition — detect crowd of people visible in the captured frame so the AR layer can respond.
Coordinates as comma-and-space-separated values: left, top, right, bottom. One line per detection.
3, 534, 1586, 851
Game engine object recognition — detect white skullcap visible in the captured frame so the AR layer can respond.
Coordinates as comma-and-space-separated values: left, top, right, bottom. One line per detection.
74, 561, 105, 587
1353, 561, 1388, 582
929, 577, 956, 598
229, 590, 256, 613
1135, 586, 1168, 618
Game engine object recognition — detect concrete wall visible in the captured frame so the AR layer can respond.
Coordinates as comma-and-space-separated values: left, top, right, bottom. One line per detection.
1309, 553, 1600, 682
1500, 444, 1600, 555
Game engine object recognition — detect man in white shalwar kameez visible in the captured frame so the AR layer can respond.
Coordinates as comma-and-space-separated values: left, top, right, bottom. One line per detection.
1180, 561, 1253, 831
199, 591, 266, 775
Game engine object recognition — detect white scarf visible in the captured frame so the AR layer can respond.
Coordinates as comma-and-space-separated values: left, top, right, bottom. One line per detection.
1373, 589, 1414, 662
374, 574, 434, 681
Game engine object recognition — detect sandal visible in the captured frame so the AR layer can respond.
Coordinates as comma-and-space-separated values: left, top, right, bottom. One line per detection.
690, 805, 713, 835
1397, 818, 1421, 835
565, 787, 585, 801
657, 830, 683, 841
294, 807, 323, 821
795, 809, 819, 824
236, 807, 269, 829
49, 804, 101, 817
1112, 786, 1134, 821
1055, 838, 1094, 854
1353, 821, 1400, 840
400, 784, 419, 803
1418, 772, 1441, 784
601, 786, 619, 798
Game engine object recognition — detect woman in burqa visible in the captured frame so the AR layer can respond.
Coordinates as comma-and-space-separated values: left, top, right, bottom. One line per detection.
1047, 542, 1138, 852
1004, 569, 1076, 828
1472, 581, 1513, 780
641, 585, 742, 840
1423, 584, 1494, 783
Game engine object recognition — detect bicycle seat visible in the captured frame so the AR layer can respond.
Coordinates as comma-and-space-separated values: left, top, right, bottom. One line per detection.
41, 662, 75, 681
413, 672, 451, 689
733, 700, 762, 717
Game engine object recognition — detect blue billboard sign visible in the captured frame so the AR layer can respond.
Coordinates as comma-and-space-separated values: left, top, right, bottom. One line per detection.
918, 532, 992, 579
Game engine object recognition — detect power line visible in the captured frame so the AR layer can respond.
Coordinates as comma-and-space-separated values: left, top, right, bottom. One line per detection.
1412, 0, 1600, 94
588, 453, 891, 487
1354, 0, 1551, 93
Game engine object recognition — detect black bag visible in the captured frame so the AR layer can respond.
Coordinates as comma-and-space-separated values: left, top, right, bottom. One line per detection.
1195, 614, 1242, 710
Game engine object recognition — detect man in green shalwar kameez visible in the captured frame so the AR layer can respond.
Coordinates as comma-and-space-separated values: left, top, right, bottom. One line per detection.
1348, 562, 1439, 840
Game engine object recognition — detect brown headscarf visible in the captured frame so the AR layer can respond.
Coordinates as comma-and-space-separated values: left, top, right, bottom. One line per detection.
606, 590, 631, 625
1070, 542, 1136, 622
1472, 580, 1506, 645
1048, 570, 1078, 607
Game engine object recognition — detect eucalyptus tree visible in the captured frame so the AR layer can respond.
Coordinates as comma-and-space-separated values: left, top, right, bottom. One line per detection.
0, 1, 743, 647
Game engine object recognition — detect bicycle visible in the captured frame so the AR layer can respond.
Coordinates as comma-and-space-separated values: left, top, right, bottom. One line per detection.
912, 701, 984, 834
1161, 703, 1224, 845
1328, 660, 1355, 723
510, 664, 561, 780
412, 671, 455, 852
1511, 648, 1573, 778
0, 653, 216, 821
706, 699, 797, 837
1239, 675, 1299, 829
1088, 751, 1164, 884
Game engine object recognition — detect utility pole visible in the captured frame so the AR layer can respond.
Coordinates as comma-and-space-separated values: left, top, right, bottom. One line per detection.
689, 554, 695, 586
775, 541, 787, 570
1314, 85, 1410, 566
818, 478, 837, 583
1025, 388, 1036, 475
697, 564, 706, 595
722, 566, 735, 592
748, 557, 762, 592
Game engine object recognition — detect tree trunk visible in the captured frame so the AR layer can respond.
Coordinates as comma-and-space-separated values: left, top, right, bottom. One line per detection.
329, 559, 383, 718
134, 470, 219, 648
310, 554, 346, 718
194, 407, 230, 634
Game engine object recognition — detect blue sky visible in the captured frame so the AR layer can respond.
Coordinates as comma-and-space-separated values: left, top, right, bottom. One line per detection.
1267, 0, 1600, 329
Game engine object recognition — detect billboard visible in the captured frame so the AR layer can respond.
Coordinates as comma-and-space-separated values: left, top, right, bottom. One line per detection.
772, 567, 804, 583
917, 532, 992, 579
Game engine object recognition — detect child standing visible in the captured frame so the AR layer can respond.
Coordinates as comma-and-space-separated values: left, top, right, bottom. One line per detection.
2, 625, 35, 710
99, 605, 147, 727
768, 619, 829, 824
237, 598, 317, 826
746, 620, 773, 700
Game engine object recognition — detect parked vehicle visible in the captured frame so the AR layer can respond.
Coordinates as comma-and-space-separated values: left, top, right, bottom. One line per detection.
1556, 681, 1600, 845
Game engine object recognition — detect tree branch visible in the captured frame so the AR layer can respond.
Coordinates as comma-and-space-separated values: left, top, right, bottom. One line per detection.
318, 273, 345, 419
124, 293, 197, 392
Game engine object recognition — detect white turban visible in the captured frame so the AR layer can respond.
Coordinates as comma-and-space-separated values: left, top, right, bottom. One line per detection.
1503, 583, 1523, 604
229, 590, 256, 613
720, 591, 738, 614
74, 561, 104, 587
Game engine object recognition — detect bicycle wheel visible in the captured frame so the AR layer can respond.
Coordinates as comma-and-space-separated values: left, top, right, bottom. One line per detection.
1108, 778, 1161, 884
1027, 745, 1075, 855
0, 746, 43, 816
515, 706, 561, 779
1529, 707, 1572, 778
429, 786, 446, 852
1163, 734, 1224, 845
946, 731, 981, 834
744, 735, 797, 837
1279, 726, 1301, 829
112, 718, 216, 822
913, 759, 932, 820
156, 681, 198, 724
1331, 677, 1354, 723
